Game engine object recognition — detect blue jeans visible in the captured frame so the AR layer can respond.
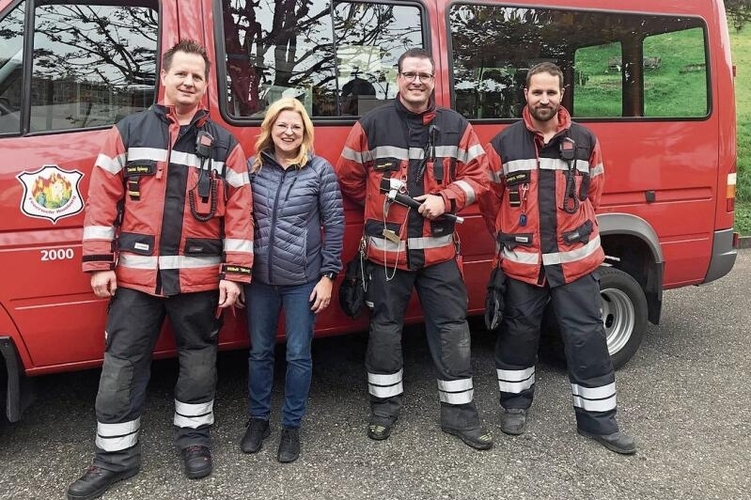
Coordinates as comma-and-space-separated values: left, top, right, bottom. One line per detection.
246, 280, 317, 428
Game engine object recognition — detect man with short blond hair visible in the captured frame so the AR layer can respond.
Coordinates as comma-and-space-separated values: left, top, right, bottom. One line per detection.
68, 39, 253, 500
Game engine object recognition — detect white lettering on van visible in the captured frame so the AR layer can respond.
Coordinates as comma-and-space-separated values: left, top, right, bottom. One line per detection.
40, 248, 75, 261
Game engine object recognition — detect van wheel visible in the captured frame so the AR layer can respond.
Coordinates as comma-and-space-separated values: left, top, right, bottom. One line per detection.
598, 267, 647, 369
540, 267, 648, 370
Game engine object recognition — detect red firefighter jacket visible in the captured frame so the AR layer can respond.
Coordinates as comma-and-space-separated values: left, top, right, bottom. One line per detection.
336, 96, 488, 270
479, 106, 605, 287
82, 104, 253, 296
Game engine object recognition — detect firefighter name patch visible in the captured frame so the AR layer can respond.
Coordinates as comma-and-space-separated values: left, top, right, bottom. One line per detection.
17, 165, 84, 224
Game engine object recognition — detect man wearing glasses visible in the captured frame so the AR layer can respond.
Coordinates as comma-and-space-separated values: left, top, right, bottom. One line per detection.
336, 48, 492, 449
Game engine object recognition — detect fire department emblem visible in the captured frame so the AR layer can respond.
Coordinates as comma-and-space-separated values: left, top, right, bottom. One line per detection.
17, 165, 84, 224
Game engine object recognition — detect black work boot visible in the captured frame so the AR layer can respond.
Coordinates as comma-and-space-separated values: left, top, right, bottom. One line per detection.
277, 426, 300, 463
367, 415, 397, 441
577, 429, 637, 455
240, 418, 271, 453
501, 408, 528, 436
181, 445, 213, 479
441, 426, 494, 450
67, 465, 139, 500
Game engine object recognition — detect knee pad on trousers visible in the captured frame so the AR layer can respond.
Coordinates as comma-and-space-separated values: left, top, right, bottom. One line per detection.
438, 323, 472, 379
366, 324, 403, 374
175, 348, 217, 403
96, 353, 136, 421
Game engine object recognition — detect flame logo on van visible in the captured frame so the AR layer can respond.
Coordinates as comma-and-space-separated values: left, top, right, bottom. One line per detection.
17, 165, 84, 224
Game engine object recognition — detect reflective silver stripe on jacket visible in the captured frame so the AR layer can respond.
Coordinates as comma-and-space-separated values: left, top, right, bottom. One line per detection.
225, 168, 250, 188
504, 157, 590, 175
127, 146, 168, 162
541, 235, 601, 266
224, 239, 254, 254
500, 235, 601, 267
434, 144, 459, 159
83, 225, 116, 241
497, 367, 536, 394
370, 145, 421, 160
500, 247, 539, 265
454, 180, 476, 205
437, 378, 474, 404
367, 234, 454, 253
95, 418, 140, 452
169, 149, 202, 168
95, 152, 126, 175
464, 143, 486, 164
571, 382, 617, 412
591, 162, 604, 177
340, 146, 365, 164
368, 369, 403, 399
539, 157, 589, 173
170, 150, 225, 173
118, 254, 222, 270
488, 169, 503, 184
173, 399, 215, 429
344, 143, 481, 165
127, 147, 228, 177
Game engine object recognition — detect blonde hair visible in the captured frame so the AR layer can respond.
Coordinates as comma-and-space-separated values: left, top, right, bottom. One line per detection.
251, 97, 314, 172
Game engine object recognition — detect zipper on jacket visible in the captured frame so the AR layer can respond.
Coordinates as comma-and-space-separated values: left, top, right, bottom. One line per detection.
267, 167, 289, 284
284, 169, 299, 202
156, 112, 180, 295
536, 263, 546, 287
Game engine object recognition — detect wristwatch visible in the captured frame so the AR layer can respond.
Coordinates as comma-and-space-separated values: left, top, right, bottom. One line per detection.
322, 271, 337, 281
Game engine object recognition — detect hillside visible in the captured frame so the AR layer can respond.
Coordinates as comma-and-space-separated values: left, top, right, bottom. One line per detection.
731, 25, 751, 233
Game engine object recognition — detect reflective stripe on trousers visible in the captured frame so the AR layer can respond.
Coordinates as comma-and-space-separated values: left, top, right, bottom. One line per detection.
368, 369, 404, 399
571, 382, 617, 412
174, 399, 215, 429
497, 367, 535, 394
96, 418, 141, 452
437, 377, 474, 404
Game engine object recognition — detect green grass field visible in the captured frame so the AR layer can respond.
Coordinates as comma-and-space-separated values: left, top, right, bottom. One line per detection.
575, 29, 709, 118
731, 26, 751, 235
570, 24, 750, 233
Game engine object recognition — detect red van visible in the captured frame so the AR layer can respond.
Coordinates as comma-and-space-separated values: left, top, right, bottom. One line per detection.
0, 0, 737, 422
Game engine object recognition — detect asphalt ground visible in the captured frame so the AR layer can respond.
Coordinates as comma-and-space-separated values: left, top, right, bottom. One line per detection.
1, 251, 750, 500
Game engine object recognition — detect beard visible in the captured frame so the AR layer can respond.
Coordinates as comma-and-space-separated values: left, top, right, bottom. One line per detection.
529, 104, 558, 122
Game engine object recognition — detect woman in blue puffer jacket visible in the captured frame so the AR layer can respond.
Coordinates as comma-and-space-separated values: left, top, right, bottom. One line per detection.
240, 97, 344, 463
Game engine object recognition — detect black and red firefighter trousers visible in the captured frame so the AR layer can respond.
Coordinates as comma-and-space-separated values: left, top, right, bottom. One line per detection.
495, 271, 619, 435
366, 259, 482, 432
92, 287, 221, 472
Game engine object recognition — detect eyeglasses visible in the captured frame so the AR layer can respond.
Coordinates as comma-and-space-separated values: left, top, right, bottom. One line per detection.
400, 71, 434, 82
275, 123, 303, 133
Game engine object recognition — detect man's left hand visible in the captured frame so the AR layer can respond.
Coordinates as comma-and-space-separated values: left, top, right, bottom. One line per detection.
415, 194, 446, 220
218, 279, 242, 308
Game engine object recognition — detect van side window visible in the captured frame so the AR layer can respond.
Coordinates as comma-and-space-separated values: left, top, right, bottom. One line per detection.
0, 1, 24, 135
221, 0, 424, 119
449, 5, 709, 120
0, 1, 158, 135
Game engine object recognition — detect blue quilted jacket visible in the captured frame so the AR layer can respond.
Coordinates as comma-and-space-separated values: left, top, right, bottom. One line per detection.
248, 152, 344, 286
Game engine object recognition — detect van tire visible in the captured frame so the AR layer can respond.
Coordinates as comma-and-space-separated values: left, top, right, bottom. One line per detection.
540, 267, 648, 370
598, 267, 648, 369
